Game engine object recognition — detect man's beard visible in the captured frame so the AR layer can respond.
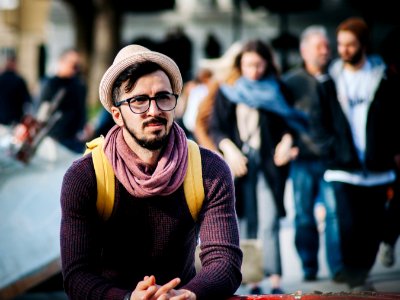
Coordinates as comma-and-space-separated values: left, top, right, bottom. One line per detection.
131, 129, 169, 150
343, 47, 364, 66
123, 115, 170, 150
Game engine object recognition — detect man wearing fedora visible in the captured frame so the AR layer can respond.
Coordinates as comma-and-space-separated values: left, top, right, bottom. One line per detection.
59, 45, 242, 300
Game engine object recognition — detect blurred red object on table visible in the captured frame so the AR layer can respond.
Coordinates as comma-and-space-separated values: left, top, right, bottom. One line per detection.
228, 291, 400, 300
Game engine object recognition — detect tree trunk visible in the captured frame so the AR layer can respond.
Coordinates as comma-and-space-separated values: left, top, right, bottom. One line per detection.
68, 2, 95, 80
62, 0, 121, 109
87, 0, 121, 108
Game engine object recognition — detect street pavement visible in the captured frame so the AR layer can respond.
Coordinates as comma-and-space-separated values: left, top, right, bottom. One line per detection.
237, 181, 400, 296
237, 217, 400, 296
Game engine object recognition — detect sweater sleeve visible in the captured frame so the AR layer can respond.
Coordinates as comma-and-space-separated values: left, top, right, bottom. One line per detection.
60, 155, 130, 300
181, 148, 243, 299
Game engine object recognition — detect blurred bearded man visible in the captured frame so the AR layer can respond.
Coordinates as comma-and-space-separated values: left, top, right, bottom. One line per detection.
311, 17, 400, 291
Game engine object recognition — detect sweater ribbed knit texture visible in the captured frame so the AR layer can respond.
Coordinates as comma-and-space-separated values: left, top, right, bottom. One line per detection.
60, 147, 242, 300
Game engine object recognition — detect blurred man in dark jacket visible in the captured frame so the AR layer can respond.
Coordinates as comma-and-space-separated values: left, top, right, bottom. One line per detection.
38, 48, 87, 153
0, 54, 31, 125
312, 17, 400, 291
278, 25, 343, 283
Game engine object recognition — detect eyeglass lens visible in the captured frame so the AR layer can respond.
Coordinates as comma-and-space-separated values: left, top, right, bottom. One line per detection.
130, 93, 176, 113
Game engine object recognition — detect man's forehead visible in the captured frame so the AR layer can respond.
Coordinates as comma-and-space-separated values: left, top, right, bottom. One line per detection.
122, 69, 172, 93
337, 30, 358, 41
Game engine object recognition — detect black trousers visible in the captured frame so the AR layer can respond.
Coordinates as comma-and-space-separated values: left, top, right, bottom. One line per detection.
382, 182, 400, 246
332, 181, 389, 286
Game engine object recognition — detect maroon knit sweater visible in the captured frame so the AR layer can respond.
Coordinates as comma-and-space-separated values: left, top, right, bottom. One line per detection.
60, 147, 242, 300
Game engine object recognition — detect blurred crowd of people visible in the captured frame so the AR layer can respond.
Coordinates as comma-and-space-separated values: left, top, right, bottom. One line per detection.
1, 17, 399, 295
182, 17, 400, 293
0, 48, 87, 155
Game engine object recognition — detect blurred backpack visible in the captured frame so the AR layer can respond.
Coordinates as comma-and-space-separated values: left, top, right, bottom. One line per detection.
84, 136, 204, 221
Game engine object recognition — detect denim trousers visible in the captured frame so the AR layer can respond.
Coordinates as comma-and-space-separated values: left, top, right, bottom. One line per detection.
291, 160, 342, 277
257, 172, 282, 276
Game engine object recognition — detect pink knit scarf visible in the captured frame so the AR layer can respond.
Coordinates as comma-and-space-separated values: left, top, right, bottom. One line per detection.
103, 123, 188, 198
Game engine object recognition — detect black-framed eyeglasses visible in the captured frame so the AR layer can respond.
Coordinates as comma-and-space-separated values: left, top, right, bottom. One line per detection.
114, 92, 178, 114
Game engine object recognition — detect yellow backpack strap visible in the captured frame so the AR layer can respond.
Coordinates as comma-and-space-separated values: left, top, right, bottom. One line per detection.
84, 136, 104, 155
184, 139, 205, 222
85, 136, 115, 221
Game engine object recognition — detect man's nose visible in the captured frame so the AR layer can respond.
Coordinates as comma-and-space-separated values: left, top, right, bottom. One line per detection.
147, 99, 161, 115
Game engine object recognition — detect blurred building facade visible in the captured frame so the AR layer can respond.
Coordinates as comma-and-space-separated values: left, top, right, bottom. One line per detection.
0, 0, 50, 93
0, 0, 398, 101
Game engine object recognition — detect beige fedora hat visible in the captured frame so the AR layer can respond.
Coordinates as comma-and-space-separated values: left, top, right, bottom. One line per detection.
99, 44, 183, 113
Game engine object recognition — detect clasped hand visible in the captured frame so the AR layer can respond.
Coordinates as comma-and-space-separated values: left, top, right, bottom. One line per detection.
219, 138, 248, 178
130, 275, 196, 300
274, 133, 299, 166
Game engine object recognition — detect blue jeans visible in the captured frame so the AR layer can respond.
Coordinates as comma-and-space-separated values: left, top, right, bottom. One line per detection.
321, 179, 343, 277
257, 172, 282, 276
291, 160, 342, 278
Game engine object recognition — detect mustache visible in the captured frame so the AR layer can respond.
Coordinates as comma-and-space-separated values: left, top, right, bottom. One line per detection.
143, 117, 167, 127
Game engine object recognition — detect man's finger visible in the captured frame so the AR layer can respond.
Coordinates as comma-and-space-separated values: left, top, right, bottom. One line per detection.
142, 285, 158, 299
154, 278, 181, 298
136, 275, 156, 290
170, 292, 192, 300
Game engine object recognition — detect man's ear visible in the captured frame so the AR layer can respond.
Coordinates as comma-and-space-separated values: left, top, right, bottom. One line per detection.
110, 107, 124, 127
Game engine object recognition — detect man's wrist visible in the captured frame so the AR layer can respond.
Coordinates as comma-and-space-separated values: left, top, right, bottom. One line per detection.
123, 292, 131, 300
